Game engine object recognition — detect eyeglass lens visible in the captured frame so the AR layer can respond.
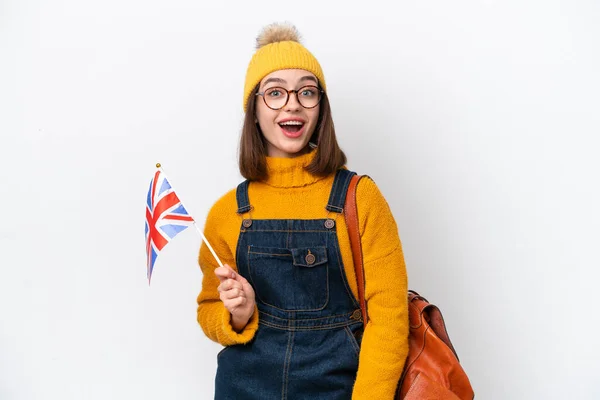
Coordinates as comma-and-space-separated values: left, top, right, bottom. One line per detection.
262, 86, 322, 109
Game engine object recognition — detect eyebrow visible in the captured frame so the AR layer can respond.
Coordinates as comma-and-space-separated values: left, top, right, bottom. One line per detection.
262, 75, 318, 87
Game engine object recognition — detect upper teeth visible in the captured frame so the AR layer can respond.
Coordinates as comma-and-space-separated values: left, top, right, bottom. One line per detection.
280, 121, 303, 125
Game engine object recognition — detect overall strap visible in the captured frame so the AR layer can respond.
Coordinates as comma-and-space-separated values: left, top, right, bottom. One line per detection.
326, 169, 357, 213
236, 180, 252, 214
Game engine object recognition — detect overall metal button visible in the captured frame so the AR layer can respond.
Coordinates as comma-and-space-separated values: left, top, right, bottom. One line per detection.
324, 219, 335, 229
242, 219, 252, 228
350, 309, 362, 321
305, 250, 316, 265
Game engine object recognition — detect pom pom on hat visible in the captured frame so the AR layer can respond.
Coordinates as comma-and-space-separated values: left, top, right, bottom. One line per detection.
243, 23, 326, 111
256, 22, 301, 49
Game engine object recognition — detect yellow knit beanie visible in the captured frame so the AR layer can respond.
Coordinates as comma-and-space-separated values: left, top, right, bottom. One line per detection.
243, 23, 326, 111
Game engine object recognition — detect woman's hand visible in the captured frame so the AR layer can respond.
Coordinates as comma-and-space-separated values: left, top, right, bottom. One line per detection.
215, 264, 256, 332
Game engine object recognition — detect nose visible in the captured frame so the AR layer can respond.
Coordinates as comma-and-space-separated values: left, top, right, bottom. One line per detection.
284, 90, 301, 112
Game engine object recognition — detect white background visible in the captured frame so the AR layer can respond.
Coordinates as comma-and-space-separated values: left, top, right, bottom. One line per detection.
1, 0, 599, 399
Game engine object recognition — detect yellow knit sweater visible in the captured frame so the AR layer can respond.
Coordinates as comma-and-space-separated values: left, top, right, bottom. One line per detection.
197, 151, 409, 399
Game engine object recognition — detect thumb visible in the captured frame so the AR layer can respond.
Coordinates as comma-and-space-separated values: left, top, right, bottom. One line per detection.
222, 264, 238, 278
214, 264, 236, 281
235, 274, 254, 294
232, 271, 248, 284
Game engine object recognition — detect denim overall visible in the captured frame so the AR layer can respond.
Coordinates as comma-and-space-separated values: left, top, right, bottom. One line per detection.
215, 169, 364, 400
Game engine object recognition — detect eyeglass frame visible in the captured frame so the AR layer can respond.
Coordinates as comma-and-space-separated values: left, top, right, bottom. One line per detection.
255, 85, 325, 110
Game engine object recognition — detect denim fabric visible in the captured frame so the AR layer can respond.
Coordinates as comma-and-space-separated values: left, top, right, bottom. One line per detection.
215, 169, 364, 400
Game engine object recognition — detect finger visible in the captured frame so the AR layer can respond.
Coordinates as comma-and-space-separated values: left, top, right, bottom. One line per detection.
220, 286, 242, 298
227, 297, 246, 309
218, 279, 242, 292
221, 287, 244, 300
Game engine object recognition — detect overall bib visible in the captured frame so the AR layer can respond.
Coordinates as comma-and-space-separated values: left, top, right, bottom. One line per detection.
215, 169, 364, 400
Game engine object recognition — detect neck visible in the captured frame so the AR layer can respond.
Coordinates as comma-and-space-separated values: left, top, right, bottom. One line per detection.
262, 150, 324, 188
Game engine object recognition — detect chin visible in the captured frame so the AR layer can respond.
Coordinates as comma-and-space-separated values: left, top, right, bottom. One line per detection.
272, 142, 310, 157
286, 142, 311, 154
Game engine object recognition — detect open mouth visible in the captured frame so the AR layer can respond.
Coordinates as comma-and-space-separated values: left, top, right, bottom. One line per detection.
278, 120, 305, 136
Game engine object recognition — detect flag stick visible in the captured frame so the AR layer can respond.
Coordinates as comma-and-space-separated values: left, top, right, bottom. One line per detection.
192, 222, 224, 269
156, 163, 225, 269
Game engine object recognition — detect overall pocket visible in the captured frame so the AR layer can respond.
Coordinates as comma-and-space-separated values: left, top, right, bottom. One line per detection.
247, 246, 329, 311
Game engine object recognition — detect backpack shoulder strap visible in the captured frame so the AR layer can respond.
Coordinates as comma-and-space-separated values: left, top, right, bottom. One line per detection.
344, 174, 368, 324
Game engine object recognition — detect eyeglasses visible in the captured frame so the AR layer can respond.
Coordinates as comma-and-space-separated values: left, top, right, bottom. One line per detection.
256, 85, 324, 110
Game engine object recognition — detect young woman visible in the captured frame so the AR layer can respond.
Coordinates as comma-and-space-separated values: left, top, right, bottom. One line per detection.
197, 23, 409, 399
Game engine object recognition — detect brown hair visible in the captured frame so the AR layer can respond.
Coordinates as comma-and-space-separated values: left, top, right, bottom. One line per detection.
239, 85, 346, 181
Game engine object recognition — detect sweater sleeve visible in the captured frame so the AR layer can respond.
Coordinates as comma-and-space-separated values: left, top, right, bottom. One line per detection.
351, 177, 409, 399
196, 197, 259, 346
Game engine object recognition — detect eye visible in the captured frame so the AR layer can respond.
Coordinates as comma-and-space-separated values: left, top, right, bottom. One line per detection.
299, 87, 317, 97
266, 88, 283, 97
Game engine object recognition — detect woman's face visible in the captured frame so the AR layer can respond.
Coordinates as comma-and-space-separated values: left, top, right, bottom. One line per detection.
255, 69, 321, 158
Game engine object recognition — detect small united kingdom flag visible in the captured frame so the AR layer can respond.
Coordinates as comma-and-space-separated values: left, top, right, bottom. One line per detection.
145, 164, 194, 283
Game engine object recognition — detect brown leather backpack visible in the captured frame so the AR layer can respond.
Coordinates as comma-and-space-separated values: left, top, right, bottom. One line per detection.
344, 174, 474, 400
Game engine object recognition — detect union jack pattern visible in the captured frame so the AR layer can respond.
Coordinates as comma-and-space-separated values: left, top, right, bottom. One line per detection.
145, 170, 194, 283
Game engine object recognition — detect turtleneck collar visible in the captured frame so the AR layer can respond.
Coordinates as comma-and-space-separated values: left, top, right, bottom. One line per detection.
262, 150, 326, 188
